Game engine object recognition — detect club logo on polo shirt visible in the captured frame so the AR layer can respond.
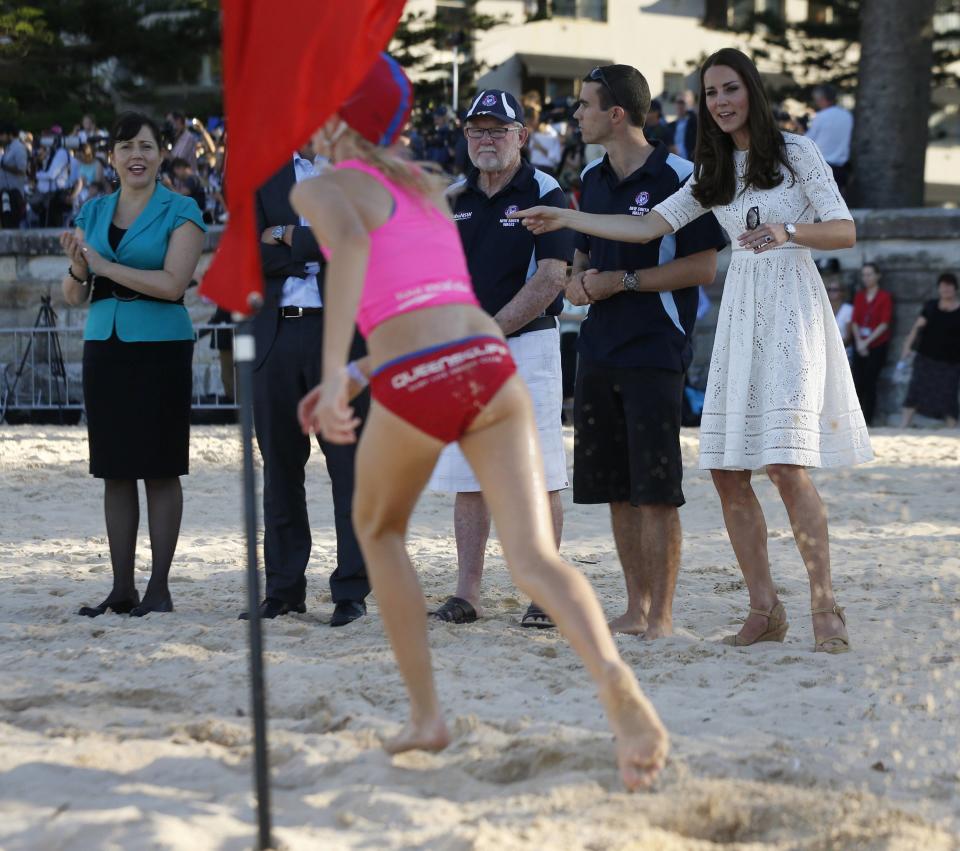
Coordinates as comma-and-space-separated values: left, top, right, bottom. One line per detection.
482, 94, 497, 107
628, 191, 651, 216
499, 204, 520, 227
454, 211, 472, 221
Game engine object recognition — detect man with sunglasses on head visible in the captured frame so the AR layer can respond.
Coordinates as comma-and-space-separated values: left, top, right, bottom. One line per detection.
569, 65, 725, 639
427, 89, 572, 629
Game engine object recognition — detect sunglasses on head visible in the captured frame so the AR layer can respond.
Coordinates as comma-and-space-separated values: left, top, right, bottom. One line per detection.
588, 67, 622, 108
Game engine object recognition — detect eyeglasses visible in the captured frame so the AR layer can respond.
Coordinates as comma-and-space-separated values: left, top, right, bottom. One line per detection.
588, 67, 622, 108
464, 127, 519, 140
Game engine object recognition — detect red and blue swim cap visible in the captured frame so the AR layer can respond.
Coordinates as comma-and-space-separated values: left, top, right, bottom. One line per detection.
339, 53, 413, 147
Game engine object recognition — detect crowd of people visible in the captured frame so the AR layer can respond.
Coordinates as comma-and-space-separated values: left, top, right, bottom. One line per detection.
0, 111, 226, 230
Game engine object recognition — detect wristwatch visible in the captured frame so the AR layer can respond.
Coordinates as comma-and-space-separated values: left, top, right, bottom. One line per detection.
272, 225, 286, 245
784, 223, 797, 242
622, 270, 641, 292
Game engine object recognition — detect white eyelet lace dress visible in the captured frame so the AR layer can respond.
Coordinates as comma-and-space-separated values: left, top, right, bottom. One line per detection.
653, 132, 873, 470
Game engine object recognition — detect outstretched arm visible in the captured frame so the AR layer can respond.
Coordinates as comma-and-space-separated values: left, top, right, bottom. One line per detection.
510, 205, 673, 244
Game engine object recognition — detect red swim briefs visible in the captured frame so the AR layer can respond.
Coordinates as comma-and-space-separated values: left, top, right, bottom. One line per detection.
369, 335, 517, 444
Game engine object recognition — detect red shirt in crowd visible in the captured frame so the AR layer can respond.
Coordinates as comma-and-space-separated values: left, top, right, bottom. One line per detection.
852, 287, 893, 348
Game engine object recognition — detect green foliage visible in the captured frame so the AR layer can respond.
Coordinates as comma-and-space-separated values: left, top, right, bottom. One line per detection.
392, 0, 510, 116
0, 0, 220, 131
714, 0, 958, 101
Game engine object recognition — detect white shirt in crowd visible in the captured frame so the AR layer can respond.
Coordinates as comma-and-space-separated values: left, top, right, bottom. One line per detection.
279, 152, 325, 309
530, 125, 562, 171
0, 137, 29, 193
834, 301, 853, 342
36, 147, 72, 193
806, 104, 853, 167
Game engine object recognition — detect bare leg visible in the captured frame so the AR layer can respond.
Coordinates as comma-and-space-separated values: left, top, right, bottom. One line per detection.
460, 377, 668, 790
352, 403, 451, 754
452, 486, 561, 614
639, 505, 680, 640
608, 502, 649, 635
765, 465, 847, 646
711, 469, 780, 643
607, 502, 679, 638
452, 491, 489, 609
900, 407, 915, 428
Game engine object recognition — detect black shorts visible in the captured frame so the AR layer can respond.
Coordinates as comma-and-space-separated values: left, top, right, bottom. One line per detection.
573, 361, 685, 507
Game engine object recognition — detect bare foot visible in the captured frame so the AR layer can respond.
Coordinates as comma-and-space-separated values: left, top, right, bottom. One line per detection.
608, 611, 648, 636
382, 715, 451, 755
639, 621, 673, 641
598, 662, 669, 791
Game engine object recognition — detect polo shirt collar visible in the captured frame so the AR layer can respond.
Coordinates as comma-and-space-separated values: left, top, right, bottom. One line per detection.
465, 158, 534, 199
598, 140, 670, 185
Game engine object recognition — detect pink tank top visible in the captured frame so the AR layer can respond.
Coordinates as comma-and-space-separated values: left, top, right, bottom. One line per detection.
324, 159, 477, 337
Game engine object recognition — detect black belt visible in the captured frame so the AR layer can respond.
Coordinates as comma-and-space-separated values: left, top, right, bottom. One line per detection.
90, 276, 184, 305
507, 315, 557, 338
279, 306, 324, 318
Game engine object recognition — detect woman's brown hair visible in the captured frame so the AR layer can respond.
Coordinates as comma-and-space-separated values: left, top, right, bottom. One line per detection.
692, 48, 795, 208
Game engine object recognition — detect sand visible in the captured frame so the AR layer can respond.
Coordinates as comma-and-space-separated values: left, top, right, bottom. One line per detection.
0, 424, 958, 850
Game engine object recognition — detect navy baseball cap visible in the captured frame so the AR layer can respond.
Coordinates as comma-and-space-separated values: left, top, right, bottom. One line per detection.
465, 90, 523, 123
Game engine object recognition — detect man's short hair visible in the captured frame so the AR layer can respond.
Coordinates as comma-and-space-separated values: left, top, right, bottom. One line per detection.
813, 84, 837, 104
171, 157, 190, 170
168, 110, 186, 123
582, 65, 651, 128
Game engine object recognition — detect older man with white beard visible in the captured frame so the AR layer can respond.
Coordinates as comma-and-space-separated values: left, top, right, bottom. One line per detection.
428, 89, 572, 628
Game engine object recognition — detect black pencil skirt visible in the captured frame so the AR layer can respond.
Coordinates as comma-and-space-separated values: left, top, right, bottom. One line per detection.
83, 333, 194, 479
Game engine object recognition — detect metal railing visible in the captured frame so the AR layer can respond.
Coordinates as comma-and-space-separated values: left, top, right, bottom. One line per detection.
0, 323, 239, 421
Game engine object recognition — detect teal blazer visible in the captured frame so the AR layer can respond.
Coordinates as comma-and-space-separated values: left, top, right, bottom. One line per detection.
75, 184, 208, 342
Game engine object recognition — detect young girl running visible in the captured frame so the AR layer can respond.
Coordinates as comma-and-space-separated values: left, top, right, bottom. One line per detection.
292, 55, 668, 790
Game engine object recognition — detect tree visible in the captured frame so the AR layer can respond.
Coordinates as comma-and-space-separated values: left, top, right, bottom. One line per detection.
0, 0, 221, 131
391, 0, 509, 116
849, 0, 939, 207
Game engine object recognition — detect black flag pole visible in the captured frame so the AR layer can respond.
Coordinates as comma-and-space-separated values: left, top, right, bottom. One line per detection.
233, 316, 273, 850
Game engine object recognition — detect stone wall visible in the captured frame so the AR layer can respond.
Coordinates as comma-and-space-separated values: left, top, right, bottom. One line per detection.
3, 209, 960, 422
688, 209, 960, 425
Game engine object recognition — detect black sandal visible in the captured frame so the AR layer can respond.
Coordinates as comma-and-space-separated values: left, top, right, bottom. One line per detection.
520, 602, 555, 629
429, 596, 478, 624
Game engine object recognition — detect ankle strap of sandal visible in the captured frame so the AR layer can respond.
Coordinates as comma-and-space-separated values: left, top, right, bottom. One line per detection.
811, 604, 845, 621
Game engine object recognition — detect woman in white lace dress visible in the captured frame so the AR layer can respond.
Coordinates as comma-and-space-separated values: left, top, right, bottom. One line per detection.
514, 48, 870, 654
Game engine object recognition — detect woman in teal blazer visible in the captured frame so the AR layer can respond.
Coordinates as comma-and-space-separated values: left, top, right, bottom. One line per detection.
61, 112, 206, 618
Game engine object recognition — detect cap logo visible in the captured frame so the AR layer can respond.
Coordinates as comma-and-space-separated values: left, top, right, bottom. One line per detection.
636, 191, 650, 206
482, 94, 497, 107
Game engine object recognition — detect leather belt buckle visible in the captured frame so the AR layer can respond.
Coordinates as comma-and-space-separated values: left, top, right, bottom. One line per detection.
281, 306, 304, 318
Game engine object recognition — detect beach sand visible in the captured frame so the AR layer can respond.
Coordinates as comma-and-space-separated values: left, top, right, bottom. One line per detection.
0, 425, 958, 850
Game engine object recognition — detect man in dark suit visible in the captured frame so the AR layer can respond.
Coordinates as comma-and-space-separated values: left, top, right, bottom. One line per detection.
239, 148, 370, 626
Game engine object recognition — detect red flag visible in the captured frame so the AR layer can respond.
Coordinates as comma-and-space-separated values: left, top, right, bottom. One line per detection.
198, 0, 408, 315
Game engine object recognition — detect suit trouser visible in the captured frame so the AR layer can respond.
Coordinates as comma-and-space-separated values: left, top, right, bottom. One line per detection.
252, 313, 370, 605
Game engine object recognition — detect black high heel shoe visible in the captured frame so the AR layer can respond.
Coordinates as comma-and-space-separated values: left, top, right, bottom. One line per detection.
130, 596, 174, 617
78, 593, 141, 617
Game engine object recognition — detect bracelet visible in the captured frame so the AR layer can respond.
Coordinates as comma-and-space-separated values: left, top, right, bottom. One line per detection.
346, 360, 369, 389
67, 266, 89, 285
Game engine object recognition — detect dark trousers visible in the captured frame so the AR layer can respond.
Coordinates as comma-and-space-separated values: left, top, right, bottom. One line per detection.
852, 343, 888, 426
560, 331, 579, 399
252, 314, 370, 605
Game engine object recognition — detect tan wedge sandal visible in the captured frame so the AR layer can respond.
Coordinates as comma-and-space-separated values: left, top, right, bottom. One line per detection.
812, 604, 850, 654
722, 601, 789, 646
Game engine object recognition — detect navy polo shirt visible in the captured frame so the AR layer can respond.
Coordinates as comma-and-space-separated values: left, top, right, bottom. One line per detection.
451, 160, 573, 317
575, 142, 726, 371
